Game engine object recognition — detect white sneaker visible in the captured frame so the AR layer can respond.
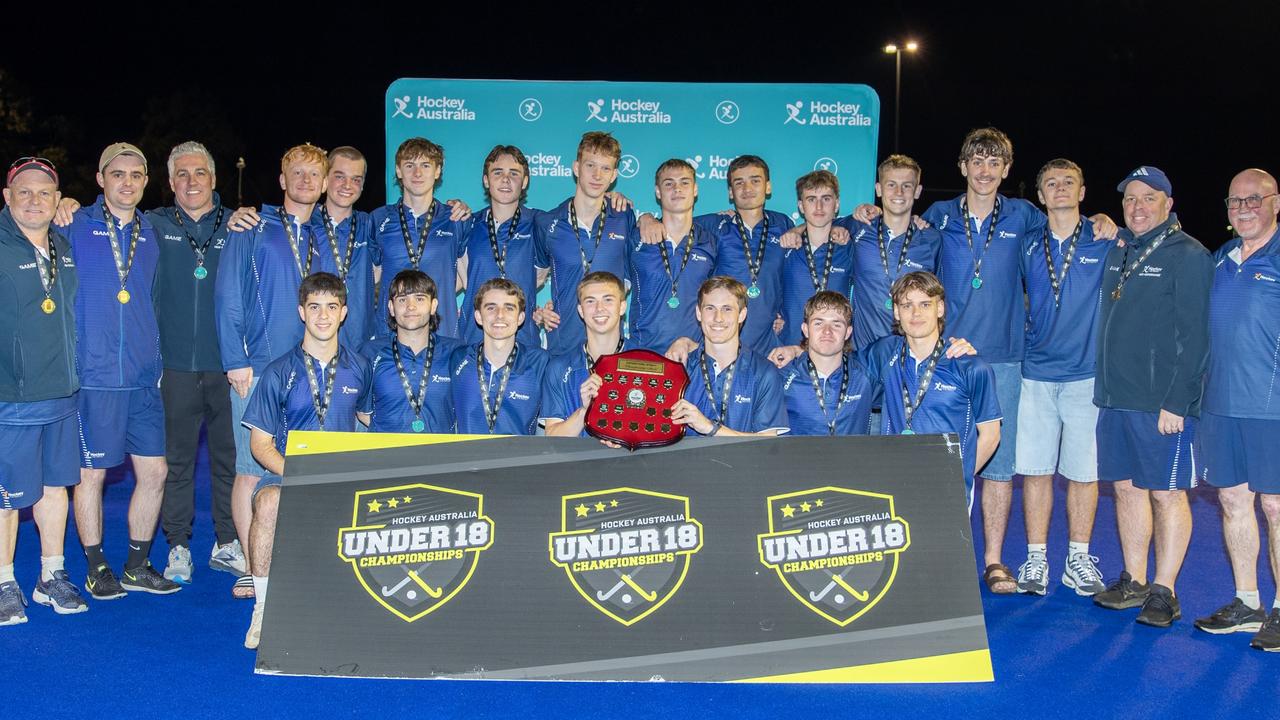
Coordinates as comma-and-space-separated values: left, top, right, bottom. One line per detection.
164, 546, 193, 584
245, 601, 265, 650
210, 540, 247, 577
1062, 552, 1106, 596
1016, 554, 1049, 595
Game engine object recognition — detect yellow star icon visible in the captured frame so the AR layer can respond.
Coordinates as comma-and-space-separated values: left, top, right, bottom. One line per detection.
815, 499, 824, 507
367, 499, 382, 513
781, 504, 796, 518
386, 497, 400, 509
575, 503, 590, 518
402, 496, 412, 504
594, 501, 606, 512
610, 499, 619, 508
800, 501, 812, 512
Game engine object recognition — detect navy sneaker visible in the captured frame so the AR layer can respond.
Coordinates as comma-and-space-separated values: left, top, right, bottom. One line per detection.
120, 563, 182, 595
1194, 598, 1266, 635
0, 581, 27, 626
1251, 609, 1280, 652
1093, 571, 1150, 610
32, 570, 89, 615
1136, 584, 1181, 627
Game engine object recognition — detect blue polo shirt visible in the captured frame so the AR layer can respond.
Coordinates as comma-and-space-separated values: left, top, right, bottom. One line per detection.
625, 225, 717, 353
458, 205, 542, 347
535, 198, 635, 357
1204, 228, 1280, 419
215, 204, 320, 373
241, 345, 372, 454
450, 341, 549, 435
309, 209, 378, 349
699, 209, 793, 355
865, 335, 1001, 497
779, 351, 876, 435
779, 236, 853, 346
922, 195, 1044, 364
682, 347, 788, 435
371, 199, 471, 339
841, 217, 942, 350
539, 337, 638, 436
363, 335, 460, 433
65, 197, 162, 389
1022, 220, 1114, 382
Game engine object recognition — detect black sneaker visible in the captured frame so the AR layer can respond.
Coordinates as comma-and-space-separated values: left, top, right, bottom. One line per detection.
1251, 609, 1280, 652
1194, 598, 1266, 635
120, 563, 182, 595
1136, 584, 1181, 627
1093, 571, 1150, 610
85, 564, 127, 600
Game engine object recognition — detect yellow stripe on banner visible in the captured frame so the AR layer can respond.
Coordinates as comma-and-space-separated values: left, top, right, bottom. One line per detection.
739, 649, 994, 684
284, 430, 502, 456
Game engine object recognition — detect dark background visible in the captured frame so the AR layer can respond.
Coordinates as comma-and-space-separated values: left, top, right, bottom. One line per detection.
3, 2, 1273, 250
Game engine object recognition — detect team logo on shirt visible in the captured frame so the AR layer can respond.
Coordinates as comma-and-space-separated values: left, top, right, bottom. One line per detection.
337, 483, 494, 622
549, 487, 703, 626
758, 487, 910, 626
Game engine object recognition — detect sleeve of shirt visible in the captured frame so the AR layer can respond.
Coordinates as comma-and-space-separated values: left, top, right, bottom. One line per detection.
857, 336, 892, 386
693, 213, 719, 237
356, 354, 374, 415
1022, 205, 1048, 281
921, 202, 944, 229
751, 359, 790, 433
1162, 247, 1214, 417
241, 361, 282, 435
533, 213, 552, 269
539, 361, 571, 422
967, 360, 1003, 423
214, 228, 252, 370
368, 210, 384, 267
918, 227, 943, 273
454, 218, 473, 259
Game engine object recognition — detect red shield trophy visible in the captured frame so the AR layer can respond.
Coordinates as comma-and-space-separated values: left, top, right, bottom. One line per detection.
584, 349, 689, 450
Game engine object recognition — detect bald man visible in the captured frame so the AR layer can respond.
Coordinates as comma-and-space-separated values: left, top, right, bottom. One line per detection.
1193, 169, 1280, 652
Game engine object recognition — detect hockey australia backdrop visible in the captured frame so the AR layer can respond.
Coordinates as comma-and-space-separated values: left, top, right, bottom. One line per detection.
256, 432, 992, 682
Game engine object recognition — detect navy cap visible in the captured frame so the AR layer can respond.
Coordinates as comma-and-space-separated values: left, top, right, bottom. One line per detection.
1116, 166, 1172, 196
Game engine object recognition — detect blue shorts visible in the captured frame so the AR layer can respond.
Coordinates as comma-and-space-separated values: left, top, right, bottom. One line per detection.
253, 473, 283, 499
230, 378, 266, 477
0, 415, 80, 510
1015, 378, 1098, 482
1097, 408, 1198, 491
77, 388, 165, 469
980, 362, 1021, 482
1198, 412, 1280, 494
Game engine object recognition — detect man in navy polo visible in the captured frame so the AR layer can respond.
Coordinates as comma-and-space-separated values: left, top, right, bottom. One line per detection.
626, 159, 716, 353
240, 272, 372, 648
363, 269, 458, 434
668, 276, 788, 437
451, 278, 548, 435
0, 157, 87, 624
1013, 159, 1115, 598
542, 272, 633, 437
1092, 166, 1212, 628
778, 292, 874, 436
1193, 168, 1280, 651
64, 143, 178, 599
777, 171, 852, 348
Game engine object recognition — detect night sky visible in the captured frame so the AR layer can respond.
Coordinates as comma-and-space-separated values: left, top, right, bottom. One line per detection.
3, 2, 1275, 250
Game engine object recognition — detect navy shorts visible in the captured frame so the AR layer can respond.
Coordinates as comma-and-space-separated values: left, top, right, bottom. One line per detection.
77, 387, 166, 469
1097, 408, 1197, 491
0, 415, 80, 510
1198, 412, 1280, 494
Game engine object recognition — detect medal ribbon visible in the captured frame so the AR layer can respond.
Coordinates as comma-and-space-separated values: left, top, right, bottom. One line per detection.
1113, 223, 1180, 301
1043, 219, 1083, 307
568, 200, 607, 273
319, 206, 356, 280
899, 338, 945, 432
699, 351, 737, 425
960, 197, 1001, 285
801, 230, 836, 292
392, 337, 434, 423
584, 335, 626, 375
806, 352, 851, 436
277, 207, 314, 279
876, 218, 915, 280
732, 211, 769, 290
302, 351, 339, 430
485, 206, 522, 278
477, 343, 518, 432
32, 237, 58, 305
658, 225, 696, 302
172, 204, 224, 271
102, 204, 140, 292
397, 198, 437, 267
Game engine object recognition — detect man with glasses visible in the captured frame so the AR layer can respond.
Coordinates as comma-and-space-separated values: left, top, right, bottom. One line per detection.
1193, 169, 1280, 651
1092, 166, 1212, 628
1, 157, 87, 624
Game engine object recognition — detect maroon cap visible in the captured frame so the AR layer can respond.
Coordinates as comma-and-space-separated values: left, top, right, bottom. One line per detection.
6, 157, 59, 187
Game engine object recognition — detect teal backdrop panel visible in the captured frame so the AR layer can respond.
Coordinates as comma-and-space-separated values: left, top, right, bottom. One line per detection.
384, 79, 880, 222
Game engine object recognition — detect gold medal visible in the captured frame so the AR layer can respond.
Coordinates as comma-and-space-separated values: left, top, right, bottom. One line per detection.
41, 297, 56, 314
117, 289, 131, 304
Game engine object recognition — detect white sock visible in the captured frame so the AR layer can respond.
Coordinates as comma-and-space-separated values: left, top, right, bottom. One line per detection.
1236, 589, 1261, 609
1027, 543, 1047, 558
1067, 541, 1089, 557
1273, 598, 1280, 611
40, 555, 64, 582
252, 575, 269, 604
0, 564, 14, 584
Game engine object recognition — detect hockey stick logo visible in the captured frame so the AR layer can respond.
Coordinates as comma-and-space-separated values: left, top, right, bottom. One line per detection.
758, 487, 910, 626
549, 488, 703, 626
338, 483, 494, 623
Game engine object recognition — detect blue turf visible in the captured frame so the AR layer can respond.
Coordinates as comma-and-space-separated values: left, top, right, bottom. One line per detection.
1, 442, 1275, 718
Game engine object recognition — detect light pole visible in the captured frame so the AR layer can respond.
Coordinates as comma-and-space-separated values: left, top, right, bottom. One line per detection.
883, 41, 919, 153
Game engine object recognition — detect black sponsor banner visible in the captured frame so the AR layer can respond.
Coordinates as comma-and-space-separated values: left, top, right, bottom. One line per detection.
258, 435, 991, 682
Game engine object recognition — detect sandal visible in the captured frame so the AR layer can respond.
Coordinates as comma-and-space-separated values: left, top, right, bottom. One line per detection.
984, 563, 1017, 594
232, 574, 255, 600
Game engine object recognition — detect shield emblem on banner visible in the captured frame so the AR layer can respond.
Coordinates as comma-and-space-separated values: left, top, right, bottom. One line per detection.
337, 483, 494, 622
757, 487, 911, 626
549, 487, 703, 626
